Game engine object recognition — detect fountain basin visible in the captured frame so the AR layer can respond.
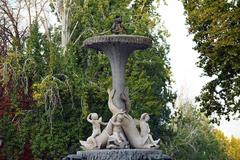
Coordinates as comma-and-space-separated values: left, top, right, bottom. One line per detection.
83, 35, 152, 51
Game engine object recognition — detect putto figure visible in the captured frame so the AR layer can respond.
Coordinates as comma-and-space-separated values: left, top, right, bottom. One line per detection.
107, 113, 129, 149
87, 113, 107, 138
111, 15, 126, 34
140, 113, 160, 147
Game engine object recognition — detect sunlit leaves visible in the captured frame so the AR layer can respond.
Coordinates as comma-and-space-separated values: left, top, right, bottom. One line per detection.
182, 0, 240, 121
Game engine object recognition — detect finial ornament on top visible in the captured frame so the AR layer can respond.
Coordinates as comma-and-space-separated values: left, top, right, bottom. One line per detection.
111, 15, 126, 34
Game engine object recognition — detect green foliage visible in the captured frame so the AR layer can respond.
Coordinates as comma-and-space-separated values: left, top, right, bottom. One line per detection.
163, 97, 228, 160
19, 108, 82, 159
214, 129, 240, 160
228, 136, 240, 160
0, 0, 174, 159
182, 0, 240, 122
127, 49, 173, 138
0, 115, 24, 160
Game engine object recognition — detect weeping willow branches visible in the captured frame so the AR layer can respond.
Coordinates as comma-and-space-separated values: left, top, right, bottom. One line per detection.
35, 74, 73, 134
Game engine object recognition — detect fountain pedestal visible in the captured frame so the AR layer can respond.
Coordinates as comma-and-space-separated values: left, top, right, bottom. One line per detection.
66, 35, 172, 159
65, 149, 171, 160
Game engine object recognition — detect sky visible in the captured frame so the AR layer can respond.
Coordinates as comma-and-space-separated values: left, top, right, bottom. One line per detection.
158, 0, 240, 137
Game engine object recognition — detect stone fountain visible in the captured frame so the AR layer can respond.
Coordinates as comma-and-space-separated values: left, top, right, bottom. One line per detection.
65, 17, 171, 160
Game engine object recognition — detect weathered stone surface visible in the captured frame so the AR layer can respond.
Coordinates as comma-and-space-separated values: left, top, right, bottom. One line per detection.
83, 35, 152, 111
83, 35, 152, 51
64, 149, 172, 160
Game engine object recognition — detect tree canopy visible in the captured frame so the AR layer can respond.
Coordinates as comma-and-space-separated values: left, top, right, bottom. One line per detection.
182, 0, 240, 122
214, 129, 240, 160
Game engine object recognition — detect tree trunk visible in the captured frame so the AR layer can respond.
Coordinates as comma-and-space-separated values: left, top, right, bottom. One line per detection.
56, 0, 70, 53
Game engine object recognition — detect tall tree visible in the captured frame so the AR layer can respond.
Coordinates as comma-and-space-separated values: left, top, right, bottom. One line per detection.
182, 0, 240, 122
228, 136, 240, 160
0, 0, 25, 52
0, 0, 50, 54
51, 0, 72, 53
214, 129, 240, 160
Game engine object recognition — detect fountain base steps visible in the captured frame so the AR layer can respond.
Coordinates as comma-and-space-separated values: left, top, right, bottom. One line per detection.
64, 149, 172, 160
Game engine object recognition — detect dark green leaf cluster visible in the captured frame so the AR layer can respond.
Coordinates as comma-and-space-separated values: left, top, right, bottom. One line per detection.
0, 115, 24, 159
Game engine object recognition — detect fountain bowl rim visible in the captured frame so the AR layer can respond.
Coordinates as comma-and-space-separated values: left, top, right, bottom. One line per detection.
83, 35, 152, 51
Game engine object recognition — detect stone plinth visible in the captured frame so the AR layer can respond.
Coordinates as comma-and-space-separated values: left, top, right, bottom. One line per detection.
64, 149, 172, 160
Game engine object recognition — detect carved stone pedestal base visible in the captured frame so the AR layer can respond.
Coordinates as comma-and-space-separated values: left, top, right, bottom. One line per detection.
64, 149, 171, 160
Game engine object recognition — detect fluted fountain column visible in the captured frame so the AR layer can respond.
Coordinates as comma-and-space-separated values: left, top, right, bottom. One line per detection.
83, 35, 152, 111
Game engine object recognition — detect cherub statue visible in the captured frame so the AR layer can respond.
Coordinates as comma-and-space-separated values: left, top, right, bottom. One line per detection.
87, 113, 107, 138
107, 113, 129, 149
111, 15, 126, 34
111, 113, 127, 143
140, 113, 160, 147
